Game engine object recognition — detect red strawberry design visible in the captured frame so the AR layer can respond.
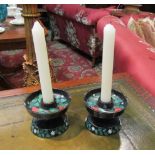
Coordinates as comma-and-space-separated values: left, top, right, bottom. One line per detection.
32, 107, 39, 112
58, 106, 64, 111
115, 108, 122, 112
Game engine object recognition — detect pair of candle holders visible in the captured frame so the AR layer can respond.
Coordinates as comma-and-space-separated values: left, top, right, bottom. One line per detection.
24, 88, 127, 138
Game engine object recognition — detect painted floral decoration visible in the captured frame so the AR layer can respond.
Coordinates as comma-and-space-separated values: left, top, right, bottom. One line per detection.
65, 21, 80, 48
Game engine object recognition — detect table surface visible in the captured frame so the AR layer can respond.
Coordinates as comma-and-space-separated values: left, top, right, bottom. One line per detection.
0, 73, 155, 150
0, 18, 25, 51
0, 18, 25, 43
0, 18, 48, 51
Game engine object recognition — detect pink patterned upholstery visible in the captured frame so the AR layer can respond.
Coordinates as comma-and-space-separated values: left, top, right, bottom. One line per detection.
97, 15, 155, 97
120, 13, 155, 25
0, 49, 24, 89
0, 49, 24, 68
45, 4, 110, 66
45, 4, 109, 25
45, 4, 81, 20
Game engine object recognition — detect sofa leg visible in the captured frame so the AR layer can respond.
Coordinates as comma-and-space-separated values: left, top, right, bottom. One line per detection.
92, 57, 96, 67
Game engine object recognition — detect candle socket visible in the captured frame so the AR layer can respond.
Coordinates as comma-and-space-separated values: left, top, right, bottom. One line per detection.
41, 98, 57, 109
97, 97, 114, 109
24, 89, 71, 138
84, 88, 128, 136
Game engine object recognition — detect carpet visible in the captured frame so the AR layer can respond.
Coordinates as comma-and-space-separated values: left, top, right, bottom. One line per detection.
0, 41, 101, 89
48, 41, 100, 82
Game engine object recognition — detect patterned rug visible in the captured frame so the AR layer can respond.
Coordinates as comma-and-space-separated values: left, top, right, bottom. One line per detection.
48, 41, 101, 82
0, 41, 101, 89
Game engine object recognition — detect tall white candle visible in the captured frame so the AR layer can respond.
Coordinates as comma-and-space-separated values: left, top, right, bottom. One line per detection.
32, 21, 54, 104
101, 24, 116, 103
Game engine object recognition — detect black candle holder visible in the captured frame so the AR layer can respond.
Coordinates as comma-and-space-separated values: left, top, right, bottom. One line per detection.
84, 88, 127, 136
24, 89, 71, 138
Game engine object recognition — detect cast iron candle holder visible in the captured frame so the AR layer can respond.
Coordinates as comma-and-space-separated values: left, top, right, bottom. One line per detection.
24, 89, 71, 138
84, 88, 127, 136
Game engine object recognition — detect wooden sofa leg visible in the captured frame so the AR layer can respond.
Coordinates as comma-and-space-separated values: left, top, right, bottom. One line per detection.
92, 57, 96, 67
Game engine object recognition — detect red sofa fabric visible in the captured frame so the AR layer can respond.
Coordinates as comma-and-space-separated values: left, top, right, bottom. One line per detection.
49, 14, 101, 57
97, 15, 155, 96
75, 7, 109, 25
121, 14, 155, 48
45, 4, 109, 26
120, 13, 155, 26
45, 4, 111, 65
0, 49, 24, 68
45, 4, 81, 18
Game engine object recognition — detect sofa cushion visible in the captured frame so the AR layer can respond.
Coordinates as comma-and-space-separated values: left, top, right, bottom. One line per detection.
120, 13, 155, 26
45, 4, 109, 26
78, 8, 109, 25
128, 17, 146, 40
140, 20, 155, 47
45, 4, 81, 17
126, 17, 155, 48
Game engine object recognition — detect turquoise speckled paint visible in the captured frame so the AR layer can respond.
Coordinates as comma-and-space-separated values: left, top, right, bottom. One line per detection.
86, 91, 125, 113
27, 92, 69, 114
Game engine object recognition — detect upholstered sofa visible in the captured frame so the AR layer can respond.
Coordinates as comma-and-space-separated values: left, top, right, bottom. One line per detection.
44, 4, 114, 66
45, 4, 155, 97
97, 14, 155, 97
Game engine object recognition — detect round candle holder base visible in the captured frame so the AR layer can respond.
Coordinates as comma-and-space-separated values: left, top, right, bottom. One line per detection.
84, 88, 127, 136
85, 115, 121, 136
24, 89, 71, 138
31, 115, 69, 138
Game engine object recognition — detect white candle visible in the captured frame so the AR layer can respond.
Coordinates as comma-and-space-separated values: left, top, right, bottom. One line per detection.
32, 21, 54, 104
101, 24, 116, 103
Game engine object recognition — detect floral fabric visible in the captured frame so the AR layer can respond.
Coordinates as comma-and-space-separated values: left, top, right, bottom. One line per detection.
127, 17, 155, 48
97, 15, 155, 96
49, 15, 60, 39
54, 5, 64, 16
0, 49, 24, 68
46, 4, 108, 60
65, 21, 80, 48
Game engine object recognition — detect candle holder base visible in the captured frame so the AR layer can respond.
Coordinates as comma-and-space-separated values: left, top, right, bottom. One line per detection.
85, 115, 121, 136
31, 115, 69, 138
84, 88, 127, 136
25, 89, 71, 138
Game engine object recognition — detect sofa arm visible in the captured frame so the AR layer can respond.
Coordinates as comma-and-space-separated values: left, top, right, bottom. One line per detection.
97, 15, 155, 96
45, 4, 110, 26
45, 4, 81, 16
97, 15, 126, 40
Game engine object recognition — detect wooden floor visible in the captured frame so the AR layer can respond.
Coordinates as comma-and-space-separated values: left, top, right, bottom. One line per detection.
0, 74, 155, 150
